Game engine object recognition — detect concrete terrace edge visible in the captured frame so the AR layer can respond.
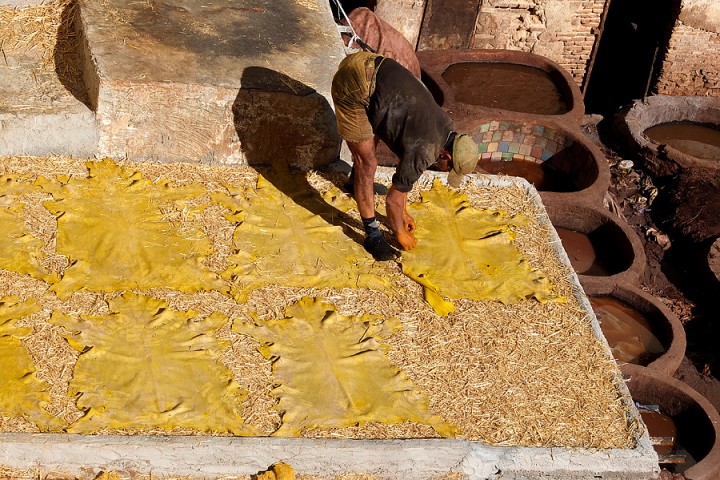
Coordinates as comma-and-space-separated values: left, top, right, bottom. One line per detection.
0, 108, 98, 158
0, 433, 659, 479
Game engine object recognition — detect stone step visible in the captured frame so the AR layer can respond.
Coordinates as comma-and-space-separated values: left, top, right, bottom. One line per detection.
79, 0, 345, 167
0, 1, 98, 158
0, 51, 98, 158
1, 0, 345, 167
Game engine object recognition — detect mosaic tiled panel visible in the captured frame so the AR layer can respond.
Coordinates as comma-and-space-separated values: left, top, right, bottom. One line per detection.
471, 121, 569, 163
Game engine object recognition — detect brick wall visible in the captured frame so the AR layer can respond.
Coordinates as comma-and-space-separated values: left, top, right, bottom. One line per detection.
551, 1, 605, 87
655, 23, 720, 96
461, 0, 605, 88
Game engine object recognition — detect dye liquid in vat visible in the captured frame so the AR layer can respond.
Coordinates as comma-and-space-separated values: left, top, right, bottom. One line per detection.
476, 159, 575, 192
639, 409, 677, 456
589, 296, 665, 365
555, 227, 621, 276
441, 62, 569, 115
644, 122, 720, 160
637, 406, 695, 471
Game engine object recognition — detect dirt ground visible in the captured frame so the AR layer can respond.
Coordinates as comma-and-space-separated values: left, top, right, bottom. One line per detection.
583, 117, 720, 479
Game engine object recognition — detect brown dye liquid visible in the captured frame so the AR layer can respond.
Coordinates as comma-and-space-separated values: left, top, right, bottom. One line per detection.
640, 410, 677, 456
644, 123, 720, 160
477, 159, 576, 192
589, 296, 665, 365
556, 227, 613, 275
441, 62, 569, 115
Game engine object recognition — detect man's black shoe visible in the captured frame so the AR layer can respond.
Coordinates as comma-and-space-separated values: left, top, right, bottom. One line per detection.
363, 232, 399, 261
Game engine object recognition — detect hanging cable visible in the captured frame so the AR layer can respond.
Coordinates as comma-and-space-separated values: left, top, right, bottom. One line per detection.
330, 0, 377, 54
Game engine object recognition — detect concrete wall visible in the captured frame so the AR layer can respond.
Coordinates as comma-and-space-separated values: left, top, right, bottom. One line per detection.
655, 0, 720, 96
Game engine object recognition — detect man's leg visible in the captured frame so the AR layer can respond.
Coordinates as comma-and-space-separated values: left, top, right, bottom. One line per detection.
344, 163, 355, 194
347, 138, 399, 261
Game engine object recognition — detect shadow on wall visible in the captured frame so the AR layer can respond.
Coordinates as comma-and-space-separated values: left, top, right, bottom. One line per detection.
232, 67, 364, 246
233, 66, 340, 171
54, 0, 91, 108
583, 0, 679, 117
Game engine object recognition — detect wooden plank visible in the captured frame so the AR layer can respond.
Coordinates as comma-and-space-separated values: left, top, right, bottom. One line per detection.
375, 0, 427, 49
417, 0, 480, 50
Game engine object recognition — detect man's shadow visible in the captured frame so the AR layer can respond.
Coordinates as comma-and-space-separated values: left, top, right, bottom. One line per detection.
233, 66, 367, 245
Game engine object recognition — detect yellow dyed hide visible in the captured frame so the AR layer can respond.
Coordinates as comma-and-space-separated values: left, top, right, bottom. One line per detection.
0, 297, 60, 431
403, 181, 562, 315
36, 159, 226, 298
51, 292, 255, 435
237, 297, 457, 437
256, 462, 295, 480
0, 176, 59, 283
213, 173, 390, 300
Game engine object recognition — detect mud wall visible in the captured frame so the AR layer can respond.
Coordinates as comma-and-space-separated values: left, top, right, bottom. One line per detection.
655, 0, 720, 97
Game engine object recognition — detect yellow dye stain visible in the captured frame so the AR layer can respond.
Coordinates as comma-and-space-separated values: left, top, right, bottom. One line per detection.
0, 296, 62, 431
212, 172, 390, 301
0, 175, 59, 283
51, 292, 256, 435
403, 180, 563, 315
237, 297, 458, 437
35, 159, 226, 299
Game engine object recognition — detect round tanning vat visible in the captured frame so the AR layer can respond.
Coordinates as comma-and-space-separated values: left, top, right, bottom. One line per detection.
584, 282, 686, 376
543, 200, 646, 292
622, 364, 720, 480
417, 48, 585, 125
462, 118, 610, 206
613, 95, 720, 178
612, 96, 720, 242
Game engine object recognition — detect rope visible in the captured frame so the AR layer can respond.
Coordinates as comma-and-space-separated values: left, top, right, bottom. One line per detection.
330, 0, 377, 54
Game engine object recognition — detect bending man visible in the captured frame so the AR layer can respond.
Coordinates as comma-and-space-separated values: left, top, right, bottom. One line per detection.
331, 51, 480, 261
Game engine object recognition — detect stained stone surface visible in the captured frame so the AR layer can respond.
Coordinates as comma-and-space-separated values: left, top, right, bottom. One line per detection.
80, 0, 345, 167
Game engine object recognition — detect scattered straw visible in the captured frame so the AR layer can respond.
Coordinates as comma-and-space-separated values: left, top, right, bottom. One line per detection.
0, 155, 639, 451
0, 0, 87, 107
0, 0, 73, 67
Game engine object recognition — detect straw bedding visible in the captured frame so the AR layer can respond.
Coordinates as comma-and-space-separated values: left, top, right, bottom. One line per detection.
0, 465, 463, 480
0, 154, 639, 451
0, 0, 75, 69
0, 0, 87, 112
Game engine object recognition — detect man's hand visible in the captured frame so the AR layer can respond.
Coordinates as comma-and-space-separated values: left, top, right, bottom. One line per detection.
397, 208, 417, 250
395, 229, 417, 250
403, 208, 416, 233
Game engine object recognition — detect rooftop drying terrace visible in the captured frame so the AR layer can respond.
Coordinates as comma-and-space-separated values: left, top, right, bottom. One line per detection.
0, 1, 659, 479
